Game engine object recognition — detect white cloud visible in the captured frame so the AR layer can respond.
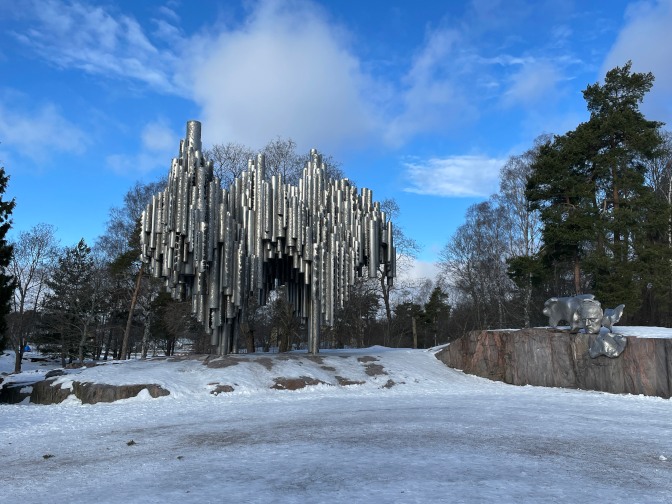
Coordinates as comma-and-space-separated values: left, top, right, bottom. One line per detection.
403, 259, 441, 282
182, 0, 379, 150
106, 152, 170, 177
602, 0, 672, 124
502, 61, 561, 107
141, 119, 178, 152
8, 0, 485, 150
385, 28, 476, 145
158, 6, 180, 23
107, 119, 179, 176
402, 155, 505, 197
0, 96, 86, 161
11, 0, 182, 95
7, 0, 582, 153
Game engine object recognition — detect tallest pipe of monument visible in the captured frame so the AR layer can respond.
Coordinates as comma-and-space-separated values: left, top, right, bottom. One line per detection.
140, 120, 396, 354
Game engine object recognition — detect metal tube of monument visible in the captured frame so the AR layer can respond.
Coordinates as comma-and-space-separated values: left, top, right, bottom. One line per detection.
140, 120, 396, 354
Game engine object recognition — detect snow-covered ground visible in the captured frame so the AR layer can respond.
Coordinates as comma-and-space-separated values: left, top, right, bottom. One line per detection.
2, 346, 671, 503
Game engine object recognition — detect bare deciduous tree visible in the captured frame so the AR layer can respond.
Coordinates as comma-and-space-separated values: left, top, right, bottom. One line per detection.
493, 134, 547, 326
204, 142, 257, 188
376, 197, 421, 346
8, 223, 59, 373
439, 201, 513, 330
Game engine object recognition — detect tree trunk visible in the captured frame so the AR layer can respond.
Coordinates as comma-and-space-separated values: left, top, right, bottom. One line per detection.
241, 322, 255, 353
121, 263, 145, 360
412, 317, 417, 349
279, 329, 289, 353
14, 345, 23, 374
573, 251, 581, 296
103, 328, 112, 361
141, 311, 151, 360
379, 273, 392, 347
523, 280, 532, 329
78, 324, 89, 363
60, 330, 66, 367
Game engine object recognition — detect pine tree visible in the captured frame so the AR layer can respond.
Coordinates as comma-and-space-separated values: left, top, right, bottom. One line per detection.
0, 164, 16, 354
527, 61, 669, 315
42, 239, 100, 365
423, 286, 450, 347
581, 62, 668, 311
527, 122, 601, 296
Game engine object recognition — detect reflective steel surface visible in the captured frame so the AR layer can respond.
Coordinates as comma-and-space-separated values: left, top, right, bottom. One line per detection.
141, 121, 395, 354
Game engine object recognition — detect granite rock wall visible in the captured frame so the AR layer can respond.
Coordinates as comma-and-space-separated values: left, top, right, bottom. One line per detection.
435, 328, 672, 399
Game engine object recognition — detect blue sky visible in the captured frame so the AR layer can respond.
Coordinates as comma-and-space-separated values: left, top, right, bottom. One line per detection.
1, 0, 671, 276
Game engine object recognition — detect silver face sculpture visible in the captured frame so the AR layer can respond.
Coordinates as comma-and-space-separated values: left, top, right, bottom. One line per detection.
579, 300, 628, 357
543, 296, 627, 358
578, 299, 603, 335
140, 120, 395, 355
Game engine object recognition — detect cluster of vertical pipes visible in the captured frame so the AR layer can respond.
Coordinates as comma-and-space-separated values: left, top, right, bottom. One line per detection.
140, 121, 396, 354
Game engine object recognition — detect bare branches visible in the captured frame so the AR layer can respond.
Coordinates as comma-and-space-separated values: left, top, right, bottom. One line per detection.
204, 142, 256, 188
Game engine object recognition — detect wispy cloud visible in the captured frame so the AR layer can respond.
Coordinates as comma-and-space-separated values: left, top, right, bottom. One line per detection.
10, 0, 182, 95
141, 118, 178, 152
6, 0, 588, 153
0, 93, 86, 161
385, 27, 477, 145
602, 0, 672, 124
107, 118, 179, 176
501, 61, 562, 107
402, 155, 505, 197
158, 6, 180, 23
404, 258, 441, 282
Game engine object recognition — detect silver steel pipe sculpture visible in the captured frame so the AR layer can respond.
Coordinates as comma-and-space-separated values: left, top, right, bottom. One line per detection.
140, 120, 396, 354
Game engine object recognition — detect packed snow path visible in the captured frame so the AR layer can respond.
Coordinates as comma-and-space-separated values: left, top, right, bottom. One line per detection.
2, 347, 671, 503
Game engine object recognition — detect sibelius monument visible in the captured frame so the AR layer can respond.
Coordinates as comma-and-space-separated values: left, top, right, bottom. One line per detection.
140, 120, 396, 355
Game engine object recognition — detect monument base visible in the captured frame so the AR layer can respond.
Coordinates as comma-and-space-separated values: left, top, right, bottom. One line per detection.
436, 328, 672, 399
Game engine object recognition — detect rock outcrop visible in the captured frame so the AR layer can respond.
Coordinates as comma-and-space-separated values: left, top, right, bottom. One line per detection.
436, 328, 672, 398
0, 381, 34, 404
71, 382, 170, 404
270, 376, 329, 390
31, 379, 72, 404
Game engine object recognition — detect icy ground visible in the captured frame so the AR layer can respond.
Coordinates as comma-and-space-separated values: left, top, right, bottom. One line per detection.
2, 346, 672, 503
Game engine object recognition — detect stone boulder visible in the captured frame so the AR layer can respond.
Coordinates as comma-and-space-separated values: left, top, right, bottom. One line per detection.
270, 376, 329, 390
0, 381, 36, 404
31, 379, 72, 404
436, 328, 672, 399
71, 382, 170, 404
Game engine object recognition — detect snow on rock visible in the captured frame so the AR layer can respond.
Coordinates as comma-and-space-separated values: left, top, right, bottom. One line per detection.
611, 326, 672, 339
552, 325, 672, 338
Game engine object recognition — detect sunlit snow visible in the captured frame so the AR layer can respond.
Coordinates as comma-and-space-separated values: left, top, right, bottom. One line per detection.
1, 346, 671, 503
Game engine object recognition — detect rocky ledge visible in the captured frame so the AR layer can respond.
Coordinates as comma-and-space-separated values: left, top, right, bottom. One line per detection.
436, 328, 672, 399
0, 380, 170, 405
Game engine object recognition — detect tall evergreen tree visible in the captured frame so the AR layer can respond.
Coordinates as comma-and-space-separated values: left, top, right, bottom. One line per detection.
527, 61, 669, 315
423, 286, 450, 348
42, 239, 101, 365
527, 122, 600, 295
0, 163, 16, 354
581, 62, 667, 311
